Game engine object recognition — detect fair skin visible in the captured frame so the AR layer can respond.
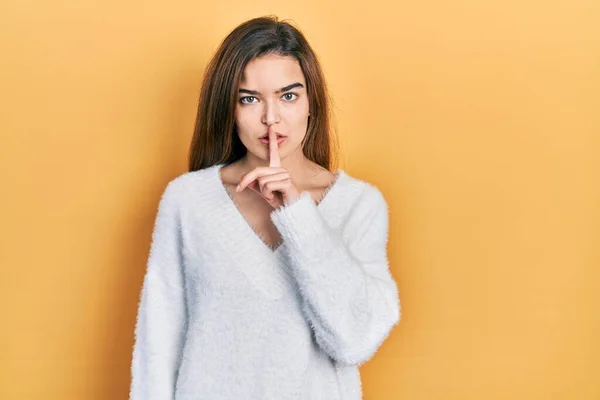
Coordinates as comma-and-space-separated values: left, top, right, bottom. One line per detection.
218, 54, 336, 248
221, 54, 336, 206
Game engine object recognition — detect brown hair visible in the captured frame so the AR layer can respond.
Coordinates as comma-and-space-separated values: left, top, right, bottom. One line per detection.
188, 15, 339, 172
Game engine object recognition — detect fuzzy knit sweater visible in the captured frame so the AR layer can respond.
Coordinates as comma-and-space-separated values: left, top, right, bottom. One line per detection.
129, 163, 401, 400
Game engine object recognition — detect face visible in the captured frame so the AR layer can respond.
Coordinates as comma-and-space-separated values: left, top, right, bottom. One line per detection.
234, 54, 310, 162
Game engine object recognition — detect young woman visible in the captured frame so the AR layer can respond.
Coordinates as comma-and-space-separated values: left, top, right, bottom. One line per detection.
130, 15, 401, 400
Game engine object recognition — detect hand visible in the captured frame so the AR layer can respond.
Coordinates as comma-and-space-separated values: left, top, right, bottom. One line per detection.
235, 125, 301, 208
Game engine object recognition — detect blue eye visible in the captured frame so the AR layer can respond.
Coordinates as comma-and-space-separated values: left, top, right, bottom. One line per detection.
282, 92, 298, 101
240, 96, 257, 104
239, 92, 298, 105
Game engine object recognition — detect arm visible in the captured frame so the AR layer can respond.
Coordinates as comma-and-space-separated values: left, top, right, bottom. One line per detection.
130, 180, 188, 399
270, 184, 401, 366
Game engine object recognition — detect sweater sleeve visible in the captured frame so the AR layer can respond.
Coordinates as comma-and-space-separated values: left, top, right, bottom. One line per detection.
130, 180, 188, 399
270, 184, 401, 366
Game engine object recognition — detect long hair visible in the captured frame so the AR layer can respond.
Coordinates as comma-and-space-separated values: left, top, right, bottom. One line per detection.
188, 15, 339, 172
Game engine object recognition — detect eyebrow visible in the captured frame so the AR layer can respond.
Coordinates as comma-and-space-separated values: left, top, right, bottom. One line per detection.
238, 82, 304, 96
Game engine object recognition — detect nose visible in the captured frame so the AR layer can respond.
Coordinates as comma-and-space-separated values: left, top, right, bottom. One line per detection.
262, 99, 280, 125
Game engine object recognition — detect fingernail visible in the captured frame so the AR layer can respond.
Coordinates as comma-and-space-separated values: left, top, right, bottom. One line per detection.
235, 185, 240, 191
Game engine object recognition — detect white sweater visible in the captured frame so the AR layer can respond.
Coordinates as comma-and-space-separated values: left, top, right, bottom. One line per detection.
130, 163, 401, 400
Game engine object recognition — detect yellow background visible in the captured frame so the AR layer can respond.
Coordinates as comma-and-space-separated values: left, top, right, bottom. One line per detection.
1, 0, 598, 399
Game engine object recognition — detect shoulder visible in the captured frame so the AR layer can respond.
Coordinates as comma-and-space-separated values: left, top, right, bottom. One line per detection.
335, 171, 390, 244
339, 170, 388, 214
159, 164, 220, 203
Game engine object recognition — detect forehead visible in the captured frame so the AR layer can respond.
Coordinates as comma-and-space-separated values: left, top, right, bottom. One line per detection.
240, 54, 306, 87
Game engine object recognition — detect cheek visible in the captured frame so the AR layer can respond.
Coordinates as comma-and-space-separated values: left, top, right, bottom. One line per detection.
234, 108, 255, 135
284, 102, 309, 124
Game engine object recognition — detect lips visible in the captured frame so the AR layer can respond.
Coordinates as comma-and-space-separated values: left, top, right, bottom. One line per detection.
259, 136, 286, 146
259, 132, 287, 139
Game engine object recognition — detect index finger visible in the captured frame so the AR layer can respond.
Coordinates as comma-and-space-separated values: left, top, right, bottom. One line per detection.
268, 125, 281, 168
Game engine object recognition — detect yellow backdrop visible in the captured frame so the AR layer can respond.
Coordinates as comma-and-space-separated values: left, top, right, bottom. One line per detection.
1, 0, 598, 399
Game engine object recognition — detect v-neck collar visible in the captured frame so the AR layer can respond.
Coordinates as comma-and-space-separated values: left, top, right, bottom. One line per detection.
213, 163, 346, 256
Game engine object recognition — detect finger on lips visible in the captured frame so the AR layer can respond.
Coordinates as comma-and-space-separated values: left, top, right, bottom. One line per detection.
235, 126, 283, 193
269, 125, 281, 168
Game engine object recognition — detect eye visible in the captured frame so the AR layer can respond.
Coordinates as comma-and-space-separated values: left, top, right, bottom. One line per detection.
282, 92, 298, 101
240, 96, 258, 104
